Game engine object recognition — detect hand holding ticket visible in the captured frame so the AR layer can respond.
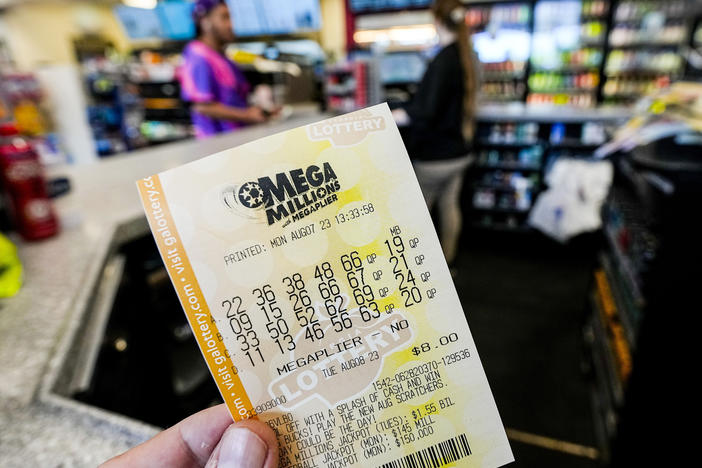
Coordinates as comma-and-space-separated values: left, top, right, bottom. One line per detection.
137, 104, 513, 467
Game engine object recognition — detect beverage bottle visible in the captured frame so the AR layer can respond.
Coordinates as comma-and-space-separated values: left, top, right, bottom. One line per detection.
0, 122, 59, 240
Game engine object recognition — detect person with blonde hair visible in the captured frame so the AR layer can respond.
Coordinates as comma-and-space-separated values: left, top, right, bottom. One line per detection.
393, 0, 478, 268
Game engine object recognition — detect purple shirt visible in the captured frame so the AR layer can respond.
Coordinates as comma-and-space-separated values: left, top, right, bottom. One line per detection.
179, 40, 251, 138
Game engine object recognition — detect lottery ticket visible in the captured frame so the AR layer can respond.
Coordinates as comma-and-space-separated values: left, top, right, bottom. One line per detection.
137, 104, 513, 467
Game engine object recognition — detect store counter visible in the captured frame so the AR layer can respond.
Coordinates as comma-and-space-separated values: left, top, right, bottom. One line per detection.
0, 105, 327, 466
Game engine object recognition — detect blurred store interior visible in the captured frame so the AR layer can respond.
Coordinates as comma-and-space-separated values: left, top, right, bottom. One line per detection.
1, 0, 701, 466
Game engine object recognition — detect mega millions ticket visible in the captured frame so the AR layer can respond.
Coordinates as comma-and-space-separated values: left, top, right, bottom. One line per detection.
137, 104, 513, 468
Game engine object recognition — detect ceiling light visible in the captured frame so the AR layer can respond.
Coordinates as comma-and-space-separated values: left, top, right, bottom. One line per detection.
122, 0, 158, 9
354, 25, 437, 45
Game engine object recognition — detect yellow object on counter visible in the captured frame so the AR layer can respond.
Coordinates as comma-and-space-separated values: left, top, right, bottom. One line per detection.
13, 100, 46, 136
137, 104, 513, 467
0, 233, 23, 298
227, 48, 259, 65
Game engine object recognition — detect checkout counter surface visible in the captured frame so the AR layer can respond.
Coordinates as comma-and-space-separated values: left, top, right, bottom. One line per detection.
0, 106, 327, 466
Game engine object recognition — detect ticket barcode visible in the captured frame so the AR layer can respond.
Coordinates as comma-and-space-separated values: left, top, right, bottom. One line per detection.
379, 433, 473, 468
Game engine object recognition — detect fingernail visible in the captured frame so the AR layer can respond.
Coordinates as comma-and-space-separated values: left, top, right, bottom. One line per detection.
217, 427, 267, 468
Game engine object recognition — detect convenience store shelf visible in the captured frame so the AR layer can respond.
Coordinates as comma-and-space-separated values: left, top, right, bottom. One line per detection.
477, 139, 539, 148
473, 182, 536, 192
588, 291, 625, 407
549, 139, 603, 148
599, 253, 640, 346
476, 104, 631, 123
474, 163, 541, 171
603, 225, 645, 305
528, 88, 598, 94
481, 71, 526, 80
479, 94, 525, 102
608, 42, 682, 49
531, 65, 602, 73
469, 221, 532, 233
605, 68, 681, 76
471, 205, 531, 214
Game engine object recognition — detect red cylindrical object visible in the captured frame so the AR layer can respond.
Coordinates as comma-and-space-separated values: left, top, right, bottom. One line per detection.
0, 122, 59, 240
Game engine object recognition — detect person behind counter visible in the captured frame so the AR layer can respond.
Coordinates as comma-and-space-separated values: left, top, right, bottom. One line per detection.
392, 0, 478, 268
179, 0, 268, 138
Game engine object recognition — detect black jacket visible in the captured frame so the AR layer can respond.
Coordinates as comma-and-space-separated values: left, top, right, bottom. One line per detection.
403, 42, 470, 161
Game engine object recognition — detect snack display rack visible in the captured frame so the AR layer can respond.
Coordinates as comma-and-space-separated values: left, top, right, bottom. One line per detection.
465, 2, 533, 104
338, 0, 700, 109
527, 0, 610, 108
467, 105, 627, 232
601, 0, 692, 105
583, 135, 702, 462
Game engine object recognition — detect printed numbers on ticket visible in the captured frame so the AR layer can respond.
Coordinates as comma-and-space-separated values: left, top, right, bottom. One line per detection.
137, 104, 513, 467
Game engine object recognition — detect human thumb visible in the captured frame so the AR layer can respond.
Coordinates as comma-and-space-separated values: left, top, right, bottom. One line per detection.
205, 423, 277, 468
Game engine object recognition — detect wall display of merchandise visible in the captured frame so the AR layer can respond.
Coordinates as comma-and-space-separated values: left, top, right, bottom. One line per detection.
349, 0, 431, 14
0, 73, 66, 165
585, 138, 701, 462
694, 18, 702, 47
81, 49, 193, 157
601, 0, 692, 105
686, 18, 702, 79
324, 59, 382, 113
85, 39, 317, 153
128, 50, 192, 145
467, 115, 610, 232
82, 57, 140, 156
467, 2, 532, 104
343, 0, 698, 109
527, 0, 609, 108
